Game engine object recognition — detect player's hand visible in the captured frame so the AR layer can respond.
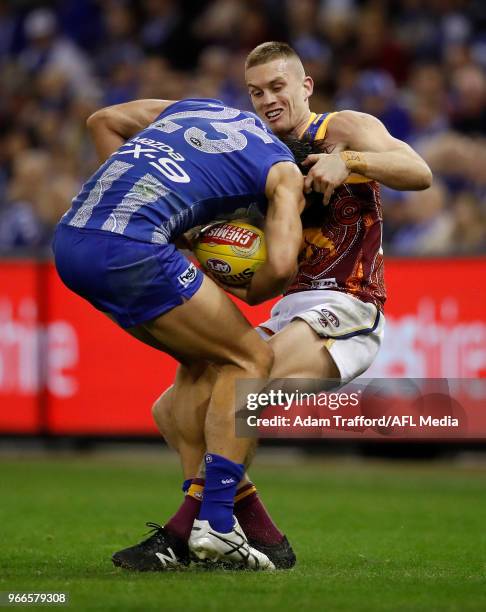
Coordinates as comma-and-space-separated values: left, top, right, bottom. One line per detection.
302, 153, 351, 205
181, 220, 231, 251
175, 226, 203, 251
185, 226, 204, 250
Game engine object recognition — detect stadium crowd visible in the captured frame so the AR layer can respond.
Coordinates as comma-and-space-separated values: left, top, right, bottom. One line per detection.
0, 0, 485, 255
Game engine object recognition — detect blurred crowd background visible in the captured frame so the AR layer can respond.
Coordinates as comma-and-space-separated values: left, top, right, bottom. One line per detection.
0, 0, 485, 256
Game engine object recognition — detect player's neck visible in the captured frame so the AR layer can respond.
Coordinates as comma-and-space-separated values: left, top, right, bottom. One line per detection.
292, 111, 313, 139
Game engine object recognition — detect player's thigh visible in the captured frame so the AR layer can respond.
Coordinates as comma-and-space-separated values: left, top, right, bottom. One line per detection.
268, 319, 340, 380
140, 275, 272, 371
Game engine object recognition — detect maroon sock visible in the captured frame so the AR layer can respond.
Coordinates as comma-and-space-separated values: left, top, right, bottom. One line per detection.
165, 478, 204, 541
234, 482, 284, 545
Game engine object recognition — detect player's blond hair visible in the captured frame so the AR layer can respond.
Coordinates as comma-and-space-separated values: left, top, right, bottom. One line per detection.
245, 41, 302, 70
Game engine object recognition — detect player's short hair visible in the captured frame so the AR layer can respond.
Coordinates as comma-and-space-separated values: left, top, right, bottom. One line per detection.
245, 41, 301, 70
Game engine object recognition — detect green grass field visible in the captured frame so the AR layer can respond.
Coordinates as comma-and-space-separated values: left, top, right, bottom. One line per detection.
1, 451, 485, 611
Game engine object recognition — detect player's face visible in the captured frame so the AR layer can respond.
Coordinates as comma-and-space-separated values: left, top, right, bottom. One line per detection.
246, 58, 313, 136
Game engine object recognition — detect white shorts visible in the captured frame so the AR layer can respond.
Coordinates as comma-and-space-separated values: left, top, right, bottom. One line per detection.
257, 290, 385, 384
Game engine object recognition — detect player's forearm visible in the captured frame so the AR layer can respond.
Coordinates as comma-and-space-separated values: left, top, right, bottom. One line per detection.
86, 99, 172, 164
247, 217, 302, 305
340, 148, 433, 191
246, 262, 295, 305
86, 118, 126, 164
248, 163, 304, 304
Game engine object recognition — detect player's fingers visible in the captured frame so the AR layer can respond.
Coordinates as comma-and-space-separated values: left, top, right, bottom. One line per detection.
304, 172, 314, 193
184, 227, 203, 250
323, 184, 334, 205
301, 154, 320, 167
313, 176, 326, 194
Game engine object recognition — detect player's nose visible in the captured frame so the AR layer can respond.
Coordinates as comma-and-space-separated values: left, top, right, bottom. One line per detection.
262, 90, 277, 106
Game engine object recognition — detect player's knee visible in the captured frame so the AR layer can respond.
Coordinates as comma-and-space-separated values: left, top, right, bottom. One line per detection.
151, 395, 170, 432
151, 396, 162, 421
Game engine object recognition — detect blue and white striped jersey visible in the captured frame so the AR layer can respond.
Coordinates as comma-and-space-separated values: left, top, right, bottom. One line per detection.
60, 98, 295, 244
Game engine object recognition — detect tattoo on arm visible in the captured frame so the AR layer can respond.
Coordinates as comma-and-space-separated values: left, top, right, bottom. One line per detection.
313, 139, 337, 154
340, 150, 367, 174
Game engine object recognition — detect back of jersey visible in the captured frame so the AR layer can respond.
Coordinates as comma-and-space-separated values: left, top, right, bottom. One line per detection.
61, 99, 295, 243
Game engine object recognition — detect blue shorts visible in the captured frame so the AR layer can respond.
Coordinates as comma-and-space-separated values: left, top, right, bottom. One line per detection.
53, 224, 204, 328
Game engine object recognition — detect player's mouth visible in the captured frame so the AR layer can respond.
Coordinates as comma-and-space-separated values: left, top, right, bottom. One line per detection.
265, 108, 284, 122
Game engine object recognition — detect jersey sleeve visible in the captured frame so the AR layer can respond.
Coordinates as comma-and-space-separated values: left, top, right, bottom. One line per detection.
256, 143, 296, 193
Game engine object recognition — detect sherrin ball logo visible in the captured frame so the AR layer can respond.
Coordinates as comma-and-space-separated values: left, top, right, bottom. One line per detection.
194, 221, 266, 286
206, 258, 232, 274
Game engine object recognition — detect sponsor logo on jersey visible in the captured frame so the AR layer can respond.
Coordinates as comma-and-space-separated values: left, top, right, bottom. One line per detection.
177, 263, 197, 287
310, 278, 338, 289
206, 258, 232, 274
221, 478, 235, 485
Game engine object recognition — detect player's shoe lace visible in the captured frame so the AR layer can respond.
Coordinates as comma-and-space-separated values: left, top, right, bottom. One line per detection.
142, 522, 168, 544
189, 517, 275, 570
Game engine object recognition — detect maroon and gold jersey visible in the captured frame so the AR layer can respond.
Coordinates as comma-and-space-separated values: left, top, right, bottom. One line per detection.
284, 112, 386, 312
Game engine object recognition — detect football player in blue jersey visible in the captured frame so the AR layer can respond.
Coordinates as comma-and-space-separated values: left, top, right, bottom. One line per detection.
53, 97, 306, 570
129, 43, 432, 573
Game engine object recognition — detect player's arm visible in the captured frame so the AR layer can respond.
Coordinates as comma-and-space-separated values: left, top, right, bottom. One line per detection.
225, 162, 305, 305
86, 99, 176, 163
303, 110, 433, 203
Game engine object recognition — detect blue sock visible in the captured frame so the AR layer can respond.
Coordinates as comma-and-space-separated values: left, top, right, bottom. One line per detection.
198, 453, 244, 533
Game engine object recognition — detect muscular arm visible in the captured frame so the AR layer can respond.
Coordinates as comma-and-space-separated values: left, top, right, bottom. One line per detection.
86, 99, 176, 163
245, 162, 305, 305
304, 110, 432, 201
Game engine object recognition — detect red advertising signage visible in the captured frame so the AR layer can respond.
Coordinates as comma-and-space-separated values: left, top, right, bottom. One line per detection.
0, 259, 485, 435
0, 262, 40, 433
368, 259, 486, 379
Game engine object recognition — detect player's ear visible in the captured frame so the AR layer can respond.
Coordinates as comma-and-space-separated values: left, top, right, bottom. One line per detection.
303, 75, 314, 100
